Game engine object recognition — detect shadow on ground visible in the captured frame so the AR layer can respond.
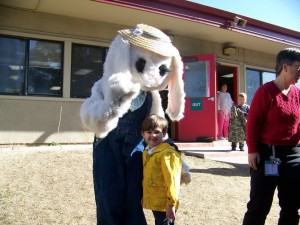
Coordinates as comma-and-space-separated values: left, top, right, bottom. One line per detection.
190, 162, 249, 177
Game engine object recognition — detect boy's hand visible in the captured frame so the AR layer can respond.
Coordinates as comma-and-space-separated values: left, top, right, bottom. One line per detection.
166, 205, 175, 220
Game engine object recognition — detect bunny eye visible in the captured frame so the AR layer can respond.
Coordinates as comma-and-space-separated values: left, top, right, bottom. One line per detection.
136, 58, 146, 74
159, 65, 171, 76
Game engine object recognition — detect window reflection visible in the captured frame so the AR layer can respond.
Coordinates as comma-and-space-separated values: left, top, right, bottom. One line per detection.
28, 40, 63, 96
246, 69, 275, 105
262, 72, 275, 84
184, 61, 209, 97
296, 80, 300, 88
71, 44, 107, 98
0, 36, 63, 97
0, 37, 25, 95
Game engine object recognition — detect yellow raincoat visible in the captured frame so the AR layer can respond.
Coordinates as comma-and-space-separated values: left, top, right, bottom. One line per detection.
142, 142, 182, 211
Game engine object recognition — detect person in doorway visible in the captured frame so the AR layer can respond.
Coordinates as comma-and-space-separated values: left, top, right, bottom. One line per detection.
228, 93, 250, 151
141, 114, 182, 225
217, 83, 234, 140
242, 47, 300, 225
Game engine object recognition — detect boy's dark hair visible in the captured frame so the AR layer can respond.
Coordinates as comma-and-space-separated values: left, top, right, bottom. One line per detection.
141, 114, 168, 133
275, 48, 300, 76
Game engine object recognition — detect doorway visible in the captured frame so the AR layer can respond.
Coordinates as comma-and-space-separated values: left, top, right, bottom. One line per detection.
217, 64, 237, 103
172, 57, 238, 142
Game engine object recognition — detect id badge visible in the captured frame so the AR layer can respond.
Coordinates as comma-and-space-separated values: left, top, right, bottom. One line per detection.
265, 160, 279, 176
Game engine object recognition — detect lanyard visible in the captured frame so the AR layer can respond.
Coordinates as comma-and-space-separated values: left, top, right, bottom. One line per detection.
269, 145, 281, 164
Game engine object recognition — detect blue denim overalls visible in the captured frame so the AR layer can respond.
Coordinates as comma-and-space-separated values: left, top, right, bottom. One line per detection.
93, 92, 152, 225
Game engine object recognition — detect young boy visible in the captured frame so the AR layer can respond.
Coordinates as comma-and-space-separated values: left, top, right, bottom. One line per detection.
141, 114, 182, 225
228, 93, 250, 151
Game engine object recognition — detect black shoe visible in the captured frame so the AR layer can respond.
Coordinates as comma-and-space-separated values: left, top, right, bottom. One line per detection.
240, 148, 244, 151
231, 147, 236, 151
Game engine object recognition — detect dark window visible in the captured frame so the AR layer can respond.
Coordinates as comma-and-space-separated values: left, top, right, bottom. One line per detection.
71, 44, 107, 98
28, 40, 63, 96
246, 68, 275, 105
0, 36, 63, 97
0, 36, 26, 95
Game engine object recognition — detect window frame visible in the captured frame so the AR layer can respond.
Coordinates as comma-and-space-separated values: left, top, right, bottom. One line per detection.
0, 34, 64, 97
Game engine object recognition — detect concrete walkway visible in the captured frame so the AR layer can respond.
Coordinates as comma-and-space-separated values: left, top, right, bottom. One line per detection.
0, 140, 249, 165
176, 140, 249, 165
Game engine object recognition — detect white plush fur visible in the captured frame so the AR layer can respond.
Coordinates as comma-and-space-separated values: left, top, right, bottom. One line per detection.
80, 35, 185, 138
181, 160, 192, 185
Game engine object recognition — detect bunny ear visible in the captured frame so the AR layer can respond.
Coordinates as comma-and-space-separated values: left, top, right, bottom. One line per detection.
103, 35, 131, 77
166, 51, 185, 121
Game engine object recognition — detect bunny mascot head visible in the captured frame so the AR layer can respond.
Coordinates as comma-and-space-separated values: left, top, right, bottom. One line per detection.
80, 24, 186, 224
80, 24, 185, 138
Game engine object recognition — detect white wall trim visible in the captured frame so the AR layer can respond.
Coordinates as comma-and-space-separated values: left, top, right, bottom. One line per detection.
0, 26, 110, 46
0, 95, 83, 102
244, 64, 274, 73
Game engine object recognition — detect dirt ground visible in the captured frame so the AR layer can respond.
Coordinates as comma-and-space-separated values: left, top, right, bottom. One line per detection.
0, 148, 281, 225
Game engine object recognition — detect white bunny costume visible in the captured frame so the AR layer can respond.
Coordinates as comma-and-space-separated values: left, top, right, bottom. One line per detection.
80, 24, 185, 224
80, 24, 185, 138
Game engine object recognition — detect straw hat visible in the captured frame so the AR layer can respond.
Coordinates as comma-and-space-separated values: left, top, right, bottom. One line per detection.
118, 24, 178, 57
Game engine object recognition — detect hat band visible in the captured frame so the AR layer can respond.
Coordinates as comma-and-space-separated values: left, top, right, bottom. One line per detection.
131, 27, 170, 43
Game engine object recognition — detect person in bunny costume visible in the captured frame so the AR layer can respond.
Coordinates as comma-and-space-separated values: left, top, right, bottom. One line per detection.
80, 24, 185, 225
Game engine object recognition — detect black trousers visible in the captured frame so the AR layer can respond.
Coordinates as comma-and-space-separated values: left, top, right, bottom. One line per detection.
243, 143, 300, 225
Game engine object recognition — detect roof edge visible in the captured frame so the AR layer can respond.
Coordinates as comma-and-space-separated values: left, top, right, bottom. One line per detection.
94, 0, 299, 43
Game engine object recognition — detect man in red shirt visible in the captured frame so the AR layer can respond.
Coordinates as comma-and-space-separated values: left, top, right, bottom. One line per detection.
243, 48, 300, 225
